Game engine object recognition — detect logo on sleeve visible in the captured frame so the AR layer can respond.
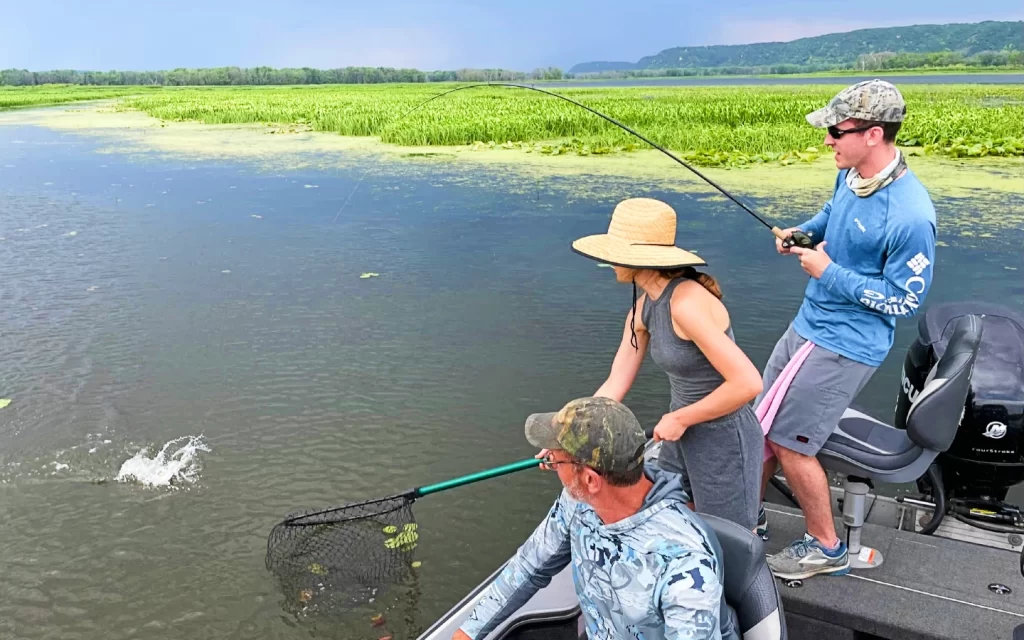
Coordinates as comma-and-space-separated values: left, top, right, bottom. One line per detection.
906, 253, 930, 275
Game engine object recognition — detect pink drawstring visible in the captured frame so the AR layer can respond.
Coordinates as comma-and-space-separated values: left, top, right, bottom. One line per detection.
755, 340, 815, 461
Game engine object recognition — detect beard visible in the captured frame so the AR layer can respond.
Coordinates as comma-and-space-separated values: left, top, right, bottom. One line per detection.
565, 472, 589, 503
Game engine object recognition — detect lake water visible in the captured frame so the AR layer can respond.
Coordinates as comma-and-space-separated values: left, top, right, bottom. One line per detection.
543, 73, 1024, 87
1, 117, 1022, 639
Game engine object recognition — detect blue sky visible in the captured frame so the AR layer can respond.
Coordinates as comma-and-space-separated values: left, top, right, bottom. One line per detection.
2, 0, 1021, 72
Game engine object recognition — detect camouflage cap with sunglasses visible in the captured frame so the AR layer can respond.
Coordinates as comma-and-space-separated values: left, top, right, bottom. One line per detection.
524, 396, 647, 474
806, 79, 907, 128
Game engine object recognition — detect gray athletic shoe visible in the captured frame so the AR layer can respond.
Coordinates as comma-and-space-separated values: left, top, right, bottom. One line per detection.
768, 533, 850, 580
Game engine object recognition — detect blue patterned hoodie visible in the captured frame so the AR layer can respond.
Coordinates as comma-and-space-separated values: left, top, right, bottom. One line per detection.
459, 468, 733, 640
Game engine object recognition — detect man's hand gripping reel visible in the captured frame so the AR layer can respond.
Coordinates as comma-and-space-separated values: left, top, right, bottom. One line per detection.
772, 227, 814, 250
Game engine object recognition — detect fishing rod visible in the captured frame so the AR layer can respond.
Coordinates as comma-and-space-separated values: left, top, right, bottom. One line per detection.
333, 81, 813, 249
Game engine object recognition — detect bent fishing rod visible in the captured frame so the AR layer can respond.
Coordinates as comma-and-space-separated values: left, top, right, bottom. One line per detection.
334, 82, 813, 249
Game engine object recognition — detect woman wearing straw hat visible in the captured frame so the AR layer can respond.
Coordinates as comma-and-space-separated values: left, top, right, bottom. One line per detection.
568, 197, 764, 530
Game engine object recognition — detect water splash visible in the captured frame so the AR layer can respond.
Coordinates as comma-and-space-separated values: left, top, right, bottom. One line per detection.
115, 436, 211, 488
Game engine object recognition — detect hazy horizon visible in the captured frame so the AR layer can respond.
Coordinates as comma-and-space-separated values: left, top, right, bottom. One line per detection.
2, 1, 1022, 72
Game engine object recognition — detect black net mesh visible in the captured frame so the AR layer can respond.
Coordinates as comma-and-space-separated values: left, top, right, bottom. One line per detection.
266, 494, 420, 615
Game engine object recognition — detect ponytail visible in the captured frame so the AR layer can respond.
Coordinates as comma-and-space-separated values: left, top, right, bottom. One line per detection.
659, 266, 723, 300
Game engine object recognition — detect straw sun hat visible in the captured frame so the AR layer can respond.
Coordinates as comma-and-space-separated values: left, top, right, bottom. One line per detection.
571, 198, 705, 269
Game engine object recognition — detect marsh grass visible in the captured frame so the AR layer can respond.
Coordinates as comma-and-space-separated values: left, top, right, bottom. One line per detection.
9, 83, 1022, 167
0, 85, 158, 111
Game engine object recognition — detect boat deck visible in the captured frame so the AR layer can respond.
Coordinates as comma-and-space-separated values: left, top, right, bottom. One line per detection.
765, 503, 1024, 640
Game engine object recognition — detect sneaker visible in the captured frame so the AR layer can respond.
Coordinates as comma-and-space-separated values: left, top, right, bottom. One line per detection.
767, 533, 850, 580
755, 506, 769, 541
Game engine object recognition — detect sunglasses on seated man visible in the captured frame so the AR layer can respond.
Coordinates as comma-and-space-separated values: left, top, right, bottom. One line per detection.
542, 443, 647, 473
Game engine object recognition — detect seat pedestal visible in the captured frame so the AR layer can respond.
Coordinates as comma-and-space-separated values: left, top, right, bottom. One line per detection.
842, 476, 884, 569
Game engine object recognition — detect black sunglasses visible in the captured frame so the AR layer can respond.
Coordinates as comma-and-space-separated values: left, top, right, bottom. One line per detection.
827, 123, 880, 139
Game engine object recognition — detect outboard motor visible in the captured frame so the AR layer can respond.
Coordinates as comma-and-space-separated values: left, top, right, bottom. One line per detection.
896, 302, 1024, 525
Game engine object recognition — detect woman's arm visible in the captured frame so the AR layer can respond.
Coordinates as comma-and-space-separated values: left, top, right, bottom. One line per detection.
653, 287, 762, 441
594, 299, 649, 402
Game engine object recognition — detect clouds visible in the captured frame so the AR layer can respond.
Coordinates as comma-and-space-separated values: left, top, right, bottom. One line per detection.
269, 26, 459, 70
1, 0, 1021, 72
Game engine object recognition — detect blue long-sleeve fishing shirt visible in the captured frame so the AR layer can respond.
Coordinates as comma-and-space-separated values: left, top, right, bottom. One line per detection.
458, 468, 735, 640
793, 167, 937, 367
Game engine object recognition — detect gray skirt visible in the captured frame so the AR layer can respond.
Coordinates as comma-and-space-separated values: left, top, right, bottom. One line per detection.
656, 404, 763, 530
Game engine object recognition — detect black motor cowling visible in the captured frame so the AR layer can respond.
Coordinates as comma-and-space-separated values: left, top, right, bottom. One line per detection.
895, 302, 1024, 501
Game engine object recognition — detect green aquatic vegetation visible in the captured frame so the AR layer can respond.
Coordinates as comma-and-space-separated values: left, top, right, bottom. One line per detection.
110, 83, 1023, 167
383, 523, 418, 551
0, 85, 156, 111
7, 83, 1022, 167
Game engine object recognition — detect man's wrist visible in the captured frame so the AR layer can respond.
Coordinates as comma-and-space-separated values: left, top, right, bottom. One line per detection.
821, 261, 840, 288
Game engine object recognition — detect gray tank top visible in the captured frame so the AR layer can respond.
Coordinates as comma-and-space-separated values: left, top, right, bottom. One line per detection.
641, 277, 738, 414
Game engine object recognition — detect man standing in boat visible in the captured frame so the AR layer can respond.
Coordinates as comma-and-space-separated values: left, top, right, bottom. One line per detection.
453, 396, 735, 640
758, 79, 937, 580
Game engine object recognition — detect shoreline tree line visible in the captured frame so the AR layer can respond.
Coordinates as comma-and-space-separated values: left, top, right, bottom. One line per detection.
570, 50, 1023, 79
3, 49, 1021, 88
0, 66, 566, 87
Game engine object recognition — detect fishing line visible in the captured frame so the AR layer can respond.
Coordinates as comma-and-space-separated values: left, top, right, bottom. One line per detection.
330, 81, 813, 248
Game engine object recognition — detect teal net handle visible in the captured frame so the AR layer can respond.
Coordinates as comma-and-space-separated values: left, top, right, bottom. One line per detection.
415, 458, 541, 497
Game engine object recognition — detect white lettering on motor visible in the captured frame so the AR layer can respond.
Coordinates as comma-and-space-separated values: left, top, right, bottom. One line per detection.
901, 369, 920, 403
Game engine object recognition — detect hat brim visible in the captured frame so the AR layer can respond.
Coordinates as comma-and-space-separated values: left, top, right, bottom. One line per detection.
525, 412, 561, 449
572, 234, 706, 269
805, 106, 844, 128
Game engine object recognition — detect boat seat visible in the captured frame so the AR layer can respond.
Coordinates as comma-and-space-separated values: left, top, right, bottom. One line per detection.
818, 314, 982, 485
700, 513, 787, 640
826, 412, 922, 472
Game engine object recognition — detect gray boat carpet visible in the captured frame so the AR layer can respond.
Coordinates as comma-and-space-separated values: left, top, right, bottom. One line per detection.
764, 504, 1024, 640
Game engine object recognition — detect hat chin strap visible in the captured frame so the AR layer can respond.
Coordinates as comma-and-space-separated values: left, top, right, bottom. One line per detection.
630, 279, 639, 351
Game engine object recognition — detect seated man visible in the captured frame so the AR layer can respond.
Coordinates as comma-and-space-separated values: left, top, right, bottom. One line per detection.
453, 396, 735, 640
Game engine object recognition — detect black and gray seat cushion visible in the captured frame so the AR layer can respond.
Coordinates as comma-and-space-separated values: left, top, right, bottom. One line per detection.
819, 314, 982, 484
700, 513, 787, 640
825, 410, 922, 472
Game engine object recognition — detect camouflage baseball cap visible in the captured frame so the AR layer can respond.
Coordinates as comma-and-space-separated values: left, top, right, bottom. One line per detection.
806, 79, 906, 128
524, 396, 647, 474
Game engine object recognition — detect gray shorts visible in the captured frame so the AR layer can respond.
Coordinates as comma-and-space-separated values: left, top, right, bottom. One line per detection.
757, 324, 877, 457
656, 406, 763, 531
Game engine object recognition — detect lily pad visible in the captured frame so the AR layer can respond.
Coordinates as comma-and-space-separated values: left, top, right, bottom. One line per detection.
360, 273, 380, 279
308, 563, 327, 575
0, 399, 10, 409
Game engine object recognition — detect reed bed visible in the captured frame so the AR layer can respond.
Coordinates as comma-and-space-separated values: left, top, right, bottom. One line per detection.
0, 85, 155, 111
10, 83, 1023, 166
